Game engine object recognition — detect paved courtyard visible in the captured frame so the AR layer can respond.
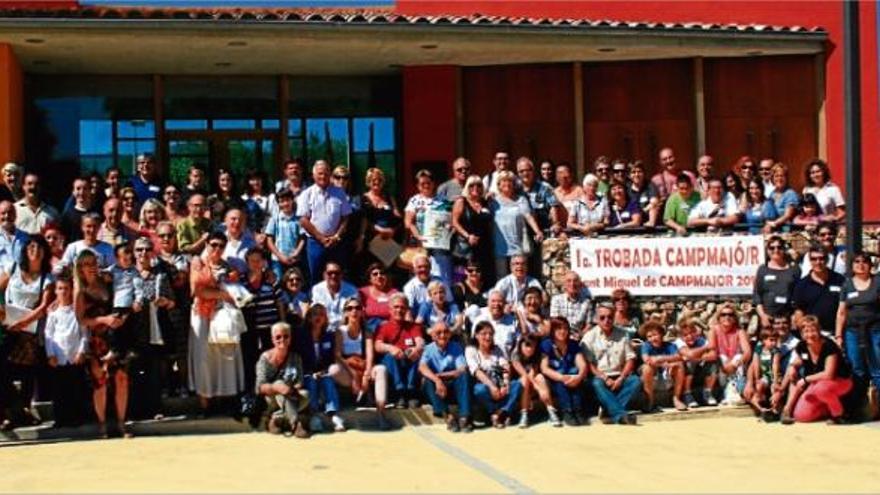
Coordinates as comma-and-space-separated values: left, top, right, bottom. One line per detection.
3, 417, 879, 493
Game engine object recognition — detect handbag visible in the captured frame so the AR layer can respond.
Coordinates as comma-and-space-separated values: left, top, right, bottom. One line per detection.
208, 302, 247, 345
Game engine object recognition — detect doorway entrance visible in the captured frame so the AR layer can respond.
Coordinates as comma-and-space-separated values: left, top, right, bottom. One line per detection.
166, 131, 279, 191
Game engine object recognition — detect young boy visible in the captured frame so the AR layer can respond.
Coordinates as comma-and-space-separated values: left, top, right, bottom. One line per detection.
639, 321, 687, 412
104, 241, 139, 364
745, 328, 782, 421
265, 189, 304, 281
675, 317, 719, 407
44, 277, 88, 427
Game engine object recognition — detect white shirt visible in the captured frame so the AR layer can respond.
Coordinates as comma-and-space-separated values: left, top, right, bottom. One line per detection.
311, 280, 358, 331
44, 305, 87, 365
803, 183, 845, 216
295, 184, 352, 237
493, 274, 542, 307
472, 309, 518, 354
403, 275, 454, 314
14, 199, 60, 235
688, 195, 740, 231
465, 345, 510, 376
59, 240, 116, 274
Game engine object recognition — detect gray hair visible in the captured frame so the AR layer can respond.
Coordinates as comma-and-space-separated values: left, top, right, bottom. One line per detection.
271, 321, 291, 337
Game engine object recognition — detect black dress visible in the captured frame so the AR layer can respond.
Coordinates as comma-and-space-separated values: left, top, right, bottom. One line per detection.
451, 197, 493, 273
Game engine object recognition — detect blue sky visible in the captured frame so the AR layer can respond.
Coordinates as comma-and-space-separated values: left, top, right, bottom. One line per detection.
81, 1, 393, 6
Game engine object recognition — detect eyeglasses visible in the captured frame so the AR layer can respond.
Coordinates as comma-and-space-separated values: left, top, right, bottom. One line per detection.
326, 271, 341, 276
597, 315, 612, 321
809, 256, 826, 262
767, 246, 783, 252
208, 242, 225, 249
612, 169, 626, 174
134, 247, 150, 253
123, 196, 135, 202
344, 305, 362, 312
455, 167, 470, 173
158, 233, 174, 239
370, 271, 385, 277
286, 277, 302, 284
596, 167, 609, 173
333, 175, 349, 180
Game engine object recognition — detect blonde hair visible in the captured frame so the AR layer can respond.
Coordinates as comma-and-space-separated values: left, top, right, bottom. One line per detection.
139, 198, 167, 228
464, 174, 483, 190
496, 170, 516, 184
365, 167, 385, 185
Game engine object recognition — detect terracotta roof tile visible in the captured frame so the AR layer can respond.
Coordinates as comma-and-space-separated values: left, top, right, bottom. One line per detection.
0, 5, 827, 35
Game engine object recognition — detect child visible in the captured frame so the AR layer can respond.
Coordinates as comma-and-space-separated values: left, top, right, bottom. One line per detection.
103, 241, 138, 364
265, 189, 304, 281
745, 328, 782, 421
510, 334, 553, 428
675, 317, 719, 407
639, 321, 687, 411
44, 277, 88, 427
774, 314, 800, 372
792, 193, 822, 232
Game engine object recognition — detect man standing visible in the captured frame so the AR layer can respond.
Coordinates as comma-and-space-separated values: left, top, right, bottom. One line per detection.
799, 222, 846, 277
651, 147, 695, 202
14, 173, 59, 235
695, 155, 714, 198
222, 208, 256, 275
437, 157, 471, 200
60, 176, 97, 242
129, 153, 163, 204
472, 290, 519, 356
580, 304, 641, 425
402, 254, 454, 314
176, 194, 212, 256
269, 158, 307, 218
181, 165, 208, 204
792, 245, 846, 333
97, 198, 132, 246
297, 160, 351, 282
482, 151, 511, 197
517, 157, 563, 236
758, 157, 776, 197
0, 201, 28, 274
59, 212, 116, 271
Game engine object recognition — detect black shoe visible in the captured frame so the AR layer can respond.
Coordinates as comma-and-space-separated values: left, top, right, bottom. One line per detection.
826, 415, 849, 425
562, 410, 580, 427
617, 413, 637, 426
395, 397, 406, 409
761, 410, 780, 423
446, 414, 460, 432
575, 412, 590, 426
459, 417, 473, 433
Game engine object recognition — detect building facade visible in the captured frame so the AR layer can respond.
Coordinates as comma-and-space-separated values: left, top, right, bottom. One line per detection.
0, 0, 877, 219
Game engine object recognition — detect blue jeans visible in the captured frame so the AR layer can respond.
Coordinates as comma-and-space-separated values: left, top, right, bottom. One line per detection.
590, 375, 642, 422
844, 326, 880, 391
549, 379, 585, 412
306, 237, 340, 283
474, 380, 523, 415
423, 374, 471, 417
304, 374, 340, 414
381, 353, 420, 395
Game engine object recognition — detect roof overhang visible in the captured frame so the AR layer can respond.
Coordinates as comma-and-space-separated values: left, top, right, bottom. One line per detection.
0, 8, 828, 75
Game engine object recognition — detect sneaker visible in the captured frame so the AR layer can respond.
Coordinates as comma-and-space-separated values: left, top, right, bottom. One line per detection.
562, 410, 580, 427
446, 414, 460, 432
518, 411, 529, 429
407, 398, 421, 409
395, 397, 407, 409
702, 389, 718, 407
459, 417, 473, 433
683, 392, 698, 409
331, 415, 346, 432
547, 407, 563, 427
309, 415, 324, 433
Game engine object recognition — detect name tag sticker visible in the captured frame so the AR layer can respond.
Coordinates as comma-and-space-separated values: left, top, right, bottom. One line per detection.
404, 338, 414, 346
847, 292, 859, 300
829, 286, 841, 293
765, 274, 777, 282
322, 342, 332, 349
774, 296, 787, 304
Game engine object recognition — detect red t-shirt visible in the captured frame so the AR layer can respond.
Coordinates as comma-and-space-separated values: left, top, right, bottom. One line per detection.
359, 286, 399, 321
375, 320, 423, 351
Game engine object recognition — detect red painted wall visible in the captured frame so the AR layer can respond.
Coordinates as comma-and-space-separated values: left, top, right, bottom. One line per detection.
397, 0, 880, 221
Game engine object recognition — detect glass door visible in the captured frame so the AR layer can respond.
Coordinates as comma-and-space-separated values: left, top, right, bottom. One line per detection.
166, 132, 278, 193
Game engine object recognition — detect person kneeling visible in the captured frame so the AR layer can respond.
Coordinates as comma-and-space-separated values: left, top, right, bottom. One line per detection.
540, 318, 589, 427
639, 321, 687, 412
744, 327, 783, 421
256, 322, 310, 438
466, 322, 523, 428
419, 323, 472, 432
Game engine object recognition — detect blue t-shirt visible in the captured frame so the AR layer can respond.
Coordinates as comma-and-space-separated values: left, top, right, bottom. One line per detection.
539, 338, 581, 375
416, 301, 461, 329
420, 341, 466, 374
641, 341, 678, 358
742, 200, 779, 234
606, 199, 642, 228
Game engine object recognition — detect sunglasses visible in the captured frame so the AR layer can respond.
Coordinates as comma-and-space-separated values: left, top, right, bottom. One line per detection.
333, 175, 349, 180
370, 271, 385, 277
134, 247, 150, 253
612, 169, 626, 174
208, 242, 225, 249
158, 233, 174, 239
286, 277, 302, 283
326, 271, 341, 276
344, 305, 362, 311
598, 315, 612, 321
466, 268, 481, 274
455, 167, 470, 173
767, 246, 783, 251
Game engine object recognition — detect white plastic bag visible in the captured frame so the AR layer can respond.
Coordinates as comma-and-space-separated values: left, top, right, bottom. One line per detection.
208, 302, 247, 345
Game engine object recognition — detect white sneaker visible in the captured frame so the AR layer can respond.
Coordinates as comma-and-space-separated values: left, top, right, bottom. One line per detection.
331, 415, 346, 432
547, 407, 562, 427
309, 415, 324, 433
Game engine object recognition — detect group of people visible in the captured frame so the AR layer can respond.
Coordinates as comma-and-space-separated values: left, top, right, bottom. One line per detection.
0, 147, 874, 440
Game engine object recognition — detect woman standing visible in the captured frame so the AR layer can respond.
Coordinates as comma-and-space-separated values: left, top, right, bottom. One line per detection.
604, 181, 642, 229
628, 161, 660, 228
207, 169, 244, 226
553, 163, 584, 220
120, 187, 141, 233
834, 252, 880, 403
488, 171, 543, 280
43, 225, 65, 268
753, 236, 800, 328
188, 231, 245, 416
75, 250, 130, 438
780, 316, 852, 424
138, 198, 167, 248
1, 235, 54, 428
766, 163, 800, 229
453, 259, 487, 319
741, 178, 779, 235
404, 169, 453, 284
334, 298, 390, 429
451, 175, 493, 280
360, 168, 402, 274
802, 158, 845, 222
241, 169, 270, 235
154, 220, 191, 397
566, 174, 606, 237
466, 321, 523, 428
162, 185, 186, 225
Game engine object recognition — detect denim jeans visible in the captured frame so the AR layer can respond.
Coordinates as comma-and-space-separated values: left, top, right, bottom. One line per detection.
423, 373, 471, 417
304, 374, 340, 414
843, 326, 880, 391
549, 380, 585, 412
381, 353, 420, 395
590, 374, 642, 422
306, 237, 340, 283
473, 380, 523, 415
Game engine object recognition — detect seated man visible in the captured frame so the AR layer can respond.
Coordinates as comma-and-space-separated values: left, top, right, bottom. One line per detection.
580, 303, 641, 425
639, 321, 687, 412
403, 254, 454, 317
310, 262, 358, 331
662, 174, 702, 236
419, 322, 472, 433
686, 178, 740, 232
549, 270, 592, 339
375, 294, 425, 409
471, 289, 519, 356
493, 255, 542, 310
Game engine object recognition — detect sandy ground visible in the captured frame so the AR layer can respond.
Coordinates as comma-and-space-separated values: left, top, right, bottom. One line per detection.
2, 417, 879, 494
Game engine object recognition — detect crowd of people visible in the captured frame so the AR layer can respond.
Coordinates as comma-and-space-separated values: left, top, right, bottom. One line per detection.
0, 146, 876, 440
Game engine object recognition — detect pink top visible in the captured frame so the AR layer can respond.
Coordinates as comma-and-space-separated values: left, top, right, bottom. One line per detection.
713, 324, 743, 359
359, 286, 400, 321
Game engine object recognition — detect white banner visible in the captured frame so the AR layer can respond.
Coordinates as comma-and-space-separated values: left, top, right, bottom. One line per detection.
569, 235, 766, 296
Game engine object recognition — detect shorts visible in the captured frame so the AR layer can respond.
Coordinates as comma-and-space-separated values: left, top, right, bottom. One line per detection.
683, 360, 718, 378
